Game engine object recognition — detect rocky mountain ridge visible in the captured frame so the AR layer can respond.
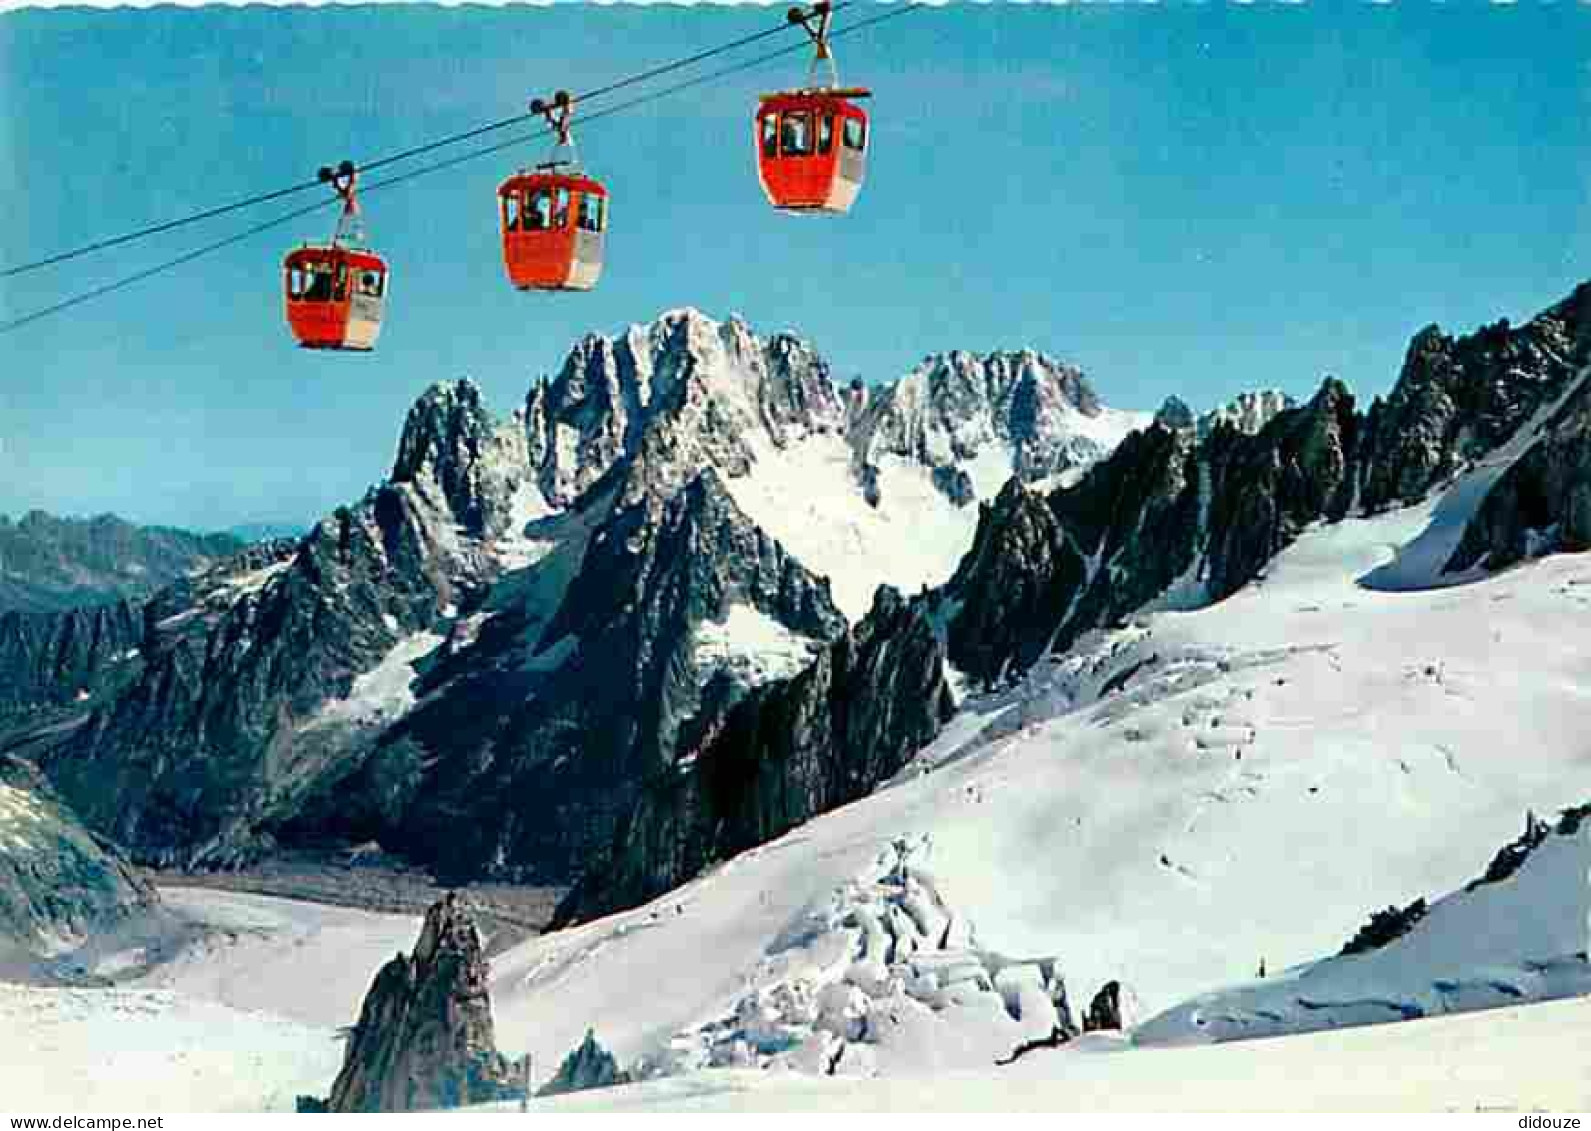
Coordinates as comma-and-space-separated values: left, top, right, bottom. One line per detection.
945, 284, 1591, 685
21, 309, 1139, 887
555, 585, 955, 924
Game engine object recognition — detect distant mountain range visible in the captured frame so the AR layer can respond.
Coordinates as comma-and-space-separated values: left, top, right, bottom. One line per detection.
0, 512, 244, 616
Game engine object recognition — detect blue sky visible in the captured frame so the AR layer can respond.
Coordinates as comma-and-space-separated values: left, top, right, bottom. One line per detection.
1, 2, 1587, 531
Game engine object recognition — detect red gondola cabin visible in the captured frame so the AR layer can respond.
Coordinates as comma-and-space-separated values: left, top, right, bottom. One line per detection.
498, 169, 608, 291
283, 246, 388, 351
283, 161, 388, 352
755, 88, 870, 214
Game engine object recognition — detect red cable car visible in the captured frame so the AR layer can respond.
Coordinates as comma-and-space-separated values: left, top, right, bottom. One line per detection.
499, 92, 608, 291
283, 162, 389, 352
755, 3, 871, 215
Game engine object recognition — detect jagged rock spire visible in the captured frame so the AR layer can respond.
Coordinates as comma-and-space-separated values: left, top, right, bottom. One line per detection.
539, 1029, 627, 1098
318, 893, 524, 1113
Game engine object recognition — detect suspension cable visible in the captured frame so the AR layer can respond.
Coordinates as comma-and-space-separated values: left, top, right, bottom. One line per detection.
0, 3, 855, 280
0, 4, 928, 338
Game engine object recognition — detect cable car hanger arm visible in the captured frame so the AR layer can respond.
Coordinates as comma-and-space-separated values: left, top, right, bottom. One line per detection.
788, 1, 841, 89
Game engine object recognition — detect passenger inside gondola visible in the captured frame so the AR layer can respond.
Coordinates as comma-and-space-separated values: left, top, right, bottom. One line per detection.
526, 190, 553, 230
781, 112, 811, 156
304, 267, 334, 302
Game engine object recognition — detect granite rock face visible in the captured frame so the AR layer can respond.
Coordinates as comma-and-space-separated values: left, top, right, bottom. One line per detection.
848, 349, 1133, 504
1202, 376, 1359, 601
1445, 365, 1591, 573
392, 380, 533, 540
946, 418, 1200, 685
944, 478, 1088, 684
0, 600, 143, 720
0, 755, 158, 965
554, 587, 956, 925
373, 465, 846, 883
1358, 285, 1591, 514
320, 893, 524, 1113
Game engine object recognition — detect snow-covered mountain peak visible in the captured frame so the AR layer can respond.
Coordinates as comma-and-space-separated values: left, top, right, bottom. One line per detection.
1198, 388, 1296, 439
910, 347, 1102, 417
512, 310, 1152, 621
391, 376, 534, 540
851, 346, 1147, 500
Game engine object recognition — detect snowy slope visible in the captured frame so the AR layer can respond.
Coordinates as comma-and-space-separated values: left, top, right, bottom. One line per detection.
16, 473, 1586, 1100
504, 995, 1591, 1113
1133, 813, 1590, 1045
0, 984, 341, 1113
7, 975, 1584, 1113
4, 484, 1590, 1108
692, 602, 826, 690
720, 358, 1150, 621
721, 436, 998, 621
468, 476, 1591, 1079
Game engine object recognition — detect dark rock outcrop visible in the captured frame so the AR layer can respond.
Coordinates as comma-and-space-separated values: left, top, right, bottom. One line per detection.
1339, 899, 1429, 957
1466, 810, 1555, 892
539, 1029, 627, 1097
1445, 366, 1591, 573
1202, 377, 1358, 601
0, 600, 143, 720
947, 420, 1200, 684
1359, 286, 1591, 514
945, 479, 1084, 683
1083, 980, 1124, 1032
554, 586, 955, 925
317, 893, 524, 1112
1556, 802, 1591, 835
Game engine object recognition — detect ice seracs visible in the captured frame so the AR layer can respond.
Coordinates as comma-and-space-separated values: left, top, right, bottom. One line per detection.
632, 837, 1080, 1081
